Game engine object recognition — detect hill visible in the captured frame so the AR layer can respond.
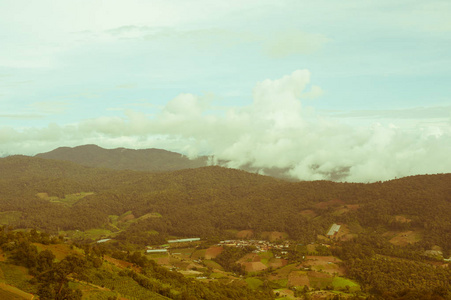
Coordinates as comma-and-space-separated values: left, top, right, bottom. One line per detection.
34, 144, 347, 180
35, 144, 209, 172
1, 155, 450, 249
1, 155, 451, 298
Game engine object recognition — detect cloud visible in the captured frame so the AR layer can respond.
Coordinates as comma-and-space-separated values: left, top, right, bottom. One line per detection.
115, 84, 136, 89
0, 114, 44, 120
264, 30, 330, 58
103, 25, 258, 51
329, 106, 451, 120
29, 101, 70, 114
301, 85, 324, 100
2, 69, 451, 182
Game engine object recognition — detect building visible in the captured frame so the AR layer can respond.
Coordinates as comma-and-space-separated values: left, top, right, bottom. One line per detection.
97, 238, 112, 243
326, 224, 341, 237
146, 249, 168, 253
168, 238, 200, 243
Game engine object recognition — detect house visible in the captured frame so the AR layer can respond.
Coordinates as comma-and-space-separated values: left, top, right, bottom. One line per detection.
168, 238, 200, 243
146, 249, 168, 253
97, 238, 111, 243
326, 224, 341, 237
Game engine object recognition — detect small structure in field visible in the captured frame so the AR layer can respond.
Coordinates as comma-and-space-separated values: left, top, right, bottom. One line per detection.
326, 224, 341, 237
146, 249, 168, 253
97, 238, 112, 243
168, 238, 200, 243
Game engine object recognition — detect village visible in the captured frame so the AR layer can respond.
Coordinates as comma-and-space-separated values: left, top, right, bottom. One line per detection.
218, 239, 290, 255
145, 238, 290, 254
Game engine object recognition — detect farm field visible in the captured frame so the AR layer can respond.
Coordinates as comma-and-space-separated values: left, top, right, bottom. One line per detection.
387, 230, 423, 246
0, 282, 33, 300
36, 192, 94, 206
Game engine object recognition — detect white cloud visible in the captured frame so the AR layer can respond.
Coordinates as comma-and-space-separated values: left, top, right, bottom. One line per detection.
301, 85, 324, 100
29, 101, 70, 114
264, 30, 330, 58
2, 69, 450, 182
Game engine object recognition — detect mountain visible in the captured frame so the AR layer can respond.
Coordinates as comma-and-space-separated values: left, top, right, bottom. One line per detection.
2, 154, 451, 249
35, 145, 351, 181
35, 144, 209, 172
1, 155, 451, 298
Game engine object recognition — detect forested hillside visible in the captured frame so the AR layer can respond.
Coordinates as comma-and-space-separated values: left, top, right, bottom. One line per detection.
1, 155, 450, 250
1, 155, 451, 298
35, 144, 208, 172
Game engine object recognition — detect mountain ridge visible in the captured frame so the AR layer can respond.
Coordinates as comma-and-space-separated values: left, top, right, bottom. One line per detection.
1, 154, 451, 297
35, 144, 209, 172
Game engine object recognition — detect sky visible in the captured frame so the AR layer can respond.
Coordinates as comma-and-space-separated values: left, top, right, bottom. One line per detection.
1, 0, 450, 182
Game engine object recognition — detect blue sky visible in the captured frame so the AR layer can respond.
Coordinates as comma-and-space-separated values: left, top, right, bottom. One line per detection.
1, 0, 450, 181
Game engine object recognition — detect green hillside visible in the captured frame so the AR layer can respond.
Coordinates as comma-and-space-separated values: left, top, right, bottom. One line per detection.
35, 144, 208, 172
0, 155, 451, 298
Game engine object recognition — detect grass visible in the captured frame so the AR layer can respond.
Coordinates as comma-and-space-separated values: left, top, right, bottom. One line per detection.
108, 215, 119, 225
389, 230, 422, 246
59, 228, 114, 242
145, 230, 159, 235
191, 249, 206, 259
0, 286, 31, 300
0, 282, 34, 300
0, 211, 22, 225
224, 229, 239, 237
145, 253, 168, 261
259, 251, 274, 260
138, 212, 162, 219
118, 211, 133, 219
274, 264, 298, 278
309, 276, 333, 289
0, 263, 35, 294
34, 243, 82, 261
87, 267, 168, 300
245, 277, 263, 289
275, 279, 288, 287
306, 244, 317, 253
210, 272, 226, 279
203, 260, 224, 271
82, 229, 113, 240
332, 276, 360, 291
37, 192, 94, 207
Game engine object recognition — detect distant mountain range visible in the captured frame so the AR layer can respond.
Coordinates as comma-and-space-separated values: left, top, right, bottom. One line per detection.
1, 153, 451, 297
35, 144, 299, 180
35, 144, 209, 172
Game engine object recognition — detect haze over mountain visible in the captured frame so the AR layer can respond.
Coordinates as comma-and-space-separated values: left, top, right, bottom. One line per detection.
2, 1, 451, 183
35, 144, 349, 180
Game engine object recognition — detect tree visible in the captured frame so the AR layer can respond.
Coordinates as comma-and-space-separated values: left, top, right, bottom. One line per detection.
36, 254, 86, 300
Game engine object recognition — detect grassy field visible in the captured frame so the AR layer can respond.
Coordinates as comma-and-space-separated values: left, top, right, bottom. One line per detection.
37, 192, 94, 206
210, 272, 226, 279
0, 263, 34, 294
308, 276, 333, 289
389, 230, 422, 246
191, 249, 206, 259
332, 276, 360, 291
271, 263, 298, 279
61, 228, 114, 241
0, 282, 33, 300
287, 270, 310, 287
0, 211, 22, 225
34, 243, 82, 261
260, 231, 288, 242
87, 267, 168, 300
245, 277, 263, 289
203, 260, 224, 271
